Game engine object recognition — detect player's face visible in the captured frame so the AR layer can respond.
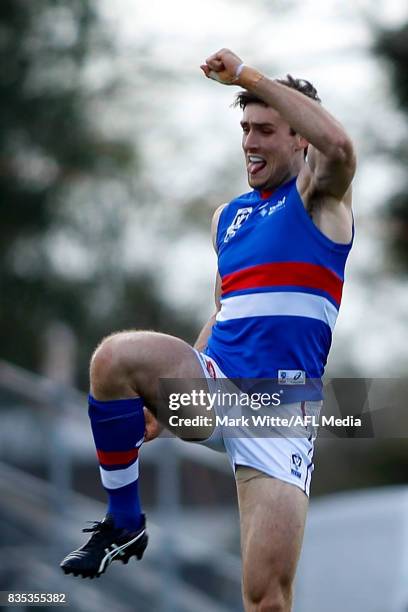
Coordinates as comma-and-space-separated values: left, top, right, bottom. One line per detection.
241, 104, 301, 190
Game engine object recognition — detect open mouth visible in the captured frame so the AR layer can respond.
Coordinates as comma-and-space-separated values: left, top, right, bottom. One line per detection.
247, 154, 267, 176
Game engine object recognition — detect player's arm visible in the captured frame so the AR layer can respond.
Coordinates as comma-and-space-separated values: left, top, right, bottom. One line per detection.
194, 203, 225, 352
249, 77, 356, 202
201, 48, 356, 203
193, 272, 221, 351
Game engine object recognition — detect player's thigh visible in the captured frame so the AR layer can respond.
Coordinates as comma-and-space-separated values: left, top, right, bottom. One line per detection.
91, 330, 208, 416
237, 472, 308, 606
92, 330, 203, 382
122, 330, 203, 382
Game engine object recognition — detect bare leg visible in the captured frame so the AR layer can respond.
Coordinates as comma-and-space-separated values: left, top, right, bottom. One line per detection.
90, 330, 214, 439
237, 468, 308, 612
60, 329, 213, 579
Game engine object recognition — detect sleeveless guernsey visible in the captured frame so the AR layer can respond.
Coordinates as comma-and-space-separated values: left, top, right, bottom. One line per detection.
204, 176, 353, 400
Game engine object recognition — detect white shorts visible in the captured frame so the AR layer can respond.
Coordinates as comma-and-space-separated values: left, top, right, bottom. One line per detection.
193, 350, 321, 497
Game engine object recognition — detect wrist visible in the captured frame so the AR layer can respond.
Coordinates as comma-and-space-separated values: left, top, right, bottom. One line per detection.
236, 65, 264, 90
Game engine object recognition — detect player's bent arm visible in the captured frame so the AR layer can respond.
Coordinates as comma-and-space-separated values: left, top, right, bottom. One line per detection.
251, 77, 356, 195
241, 73, 356, 202
202, 48, 356, 202
194, 204, 226, 352
299, 142, 356, 206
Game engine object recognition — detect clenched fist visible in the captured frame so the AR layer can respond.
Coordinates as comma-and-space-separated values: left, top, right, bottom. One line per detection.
201, 48, 263, 90
200, 48, 244, 85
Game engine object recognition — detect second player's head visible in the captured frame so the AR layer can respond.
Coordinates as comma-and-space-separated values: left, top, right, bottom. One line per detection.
234, 76, 321, 191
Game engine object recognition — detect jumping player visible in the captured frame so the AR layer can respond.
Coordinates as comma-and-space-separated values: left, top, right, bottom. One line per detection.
60, 48, 355, 612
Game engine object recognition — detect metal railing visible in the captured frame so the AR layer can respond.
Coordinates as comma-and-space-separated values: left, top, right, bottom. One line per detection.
0, 360, 242, 612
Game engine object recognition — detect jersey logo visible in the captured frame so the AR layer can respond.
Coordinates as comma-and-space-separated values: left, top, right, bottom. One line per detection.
224, 207, 253, 243
268, 196, 286, 216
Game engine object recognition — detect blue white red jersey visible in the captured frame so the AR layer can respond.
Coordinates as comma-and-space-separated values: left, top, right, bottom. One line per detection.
204, 176, 353, 400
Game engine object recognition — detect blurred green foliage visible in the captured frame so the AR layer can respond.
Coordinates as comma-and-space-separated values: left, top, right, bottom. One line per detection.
0, 0, 196, 387
375, 22, 408, 269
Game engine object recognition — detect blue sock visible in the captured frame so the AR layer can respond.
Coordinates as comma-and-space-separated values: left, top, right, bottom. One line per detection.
88, 394, 145, 531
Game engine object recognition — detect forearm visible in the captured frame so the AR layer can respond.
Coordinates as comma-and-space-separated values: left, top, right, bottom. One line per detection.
202, 48, 353, 162
194, 313, 217, 352
242, 68, 352, 160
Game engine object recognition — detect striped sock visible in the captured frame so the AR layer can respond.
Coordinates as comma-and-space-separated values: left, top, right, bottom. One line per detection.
88, 394, 145, 531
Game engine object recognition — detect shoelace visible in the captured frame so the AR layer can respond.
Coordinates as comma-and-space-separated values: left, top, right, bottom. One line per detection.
81, 520, 116, 548
82, 520, 112, 534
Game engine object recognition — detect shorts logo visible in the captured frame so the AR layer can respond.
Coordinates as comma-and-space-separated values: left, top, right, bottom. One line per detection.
278, 370, 306, 385
291, 453, 302, 479
205, 359, 217, 380
224, 207, 253, 243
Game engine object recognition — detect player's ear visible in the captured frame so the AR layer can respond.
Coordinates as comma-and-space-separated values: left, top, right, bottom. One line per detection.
294, 134, 308, 154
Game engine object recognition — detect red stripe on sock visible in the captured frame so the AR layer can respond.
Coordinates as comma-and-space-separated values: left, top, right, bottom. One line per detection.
97, 448, 139, 465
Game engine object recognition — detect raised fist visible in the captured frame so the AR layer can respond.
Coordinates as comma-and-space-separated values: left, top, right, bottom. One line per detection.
200, 48, 244, 85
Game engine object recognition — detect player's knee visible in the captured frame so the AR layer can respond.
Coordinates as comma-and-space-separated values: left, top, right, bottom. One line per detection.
245, 593, 290, 612
90, 331, 140, 397
244, 575, 292, 612
90, 334, 122, 391
254, 600, 288, 612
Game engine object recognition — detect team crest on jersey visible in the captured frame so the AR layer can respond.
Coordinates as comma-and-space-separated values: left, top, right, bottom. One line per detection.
224, 207, 253, 243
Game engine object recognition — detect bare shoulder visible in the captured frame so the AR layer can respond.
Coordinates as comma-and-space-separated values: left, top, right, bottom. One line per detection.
211, 203, 228, 251
297, 156, 354, 244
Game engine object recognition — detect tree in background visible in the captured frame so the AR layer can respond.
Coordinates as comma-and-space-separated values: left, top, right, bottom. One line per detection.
375, 21, 408, 270
0, 0, 196, 387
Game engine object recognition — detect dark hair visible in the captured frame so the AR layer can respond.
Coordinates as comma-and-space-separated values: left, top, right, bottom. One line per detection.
233, 74, 321, 110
